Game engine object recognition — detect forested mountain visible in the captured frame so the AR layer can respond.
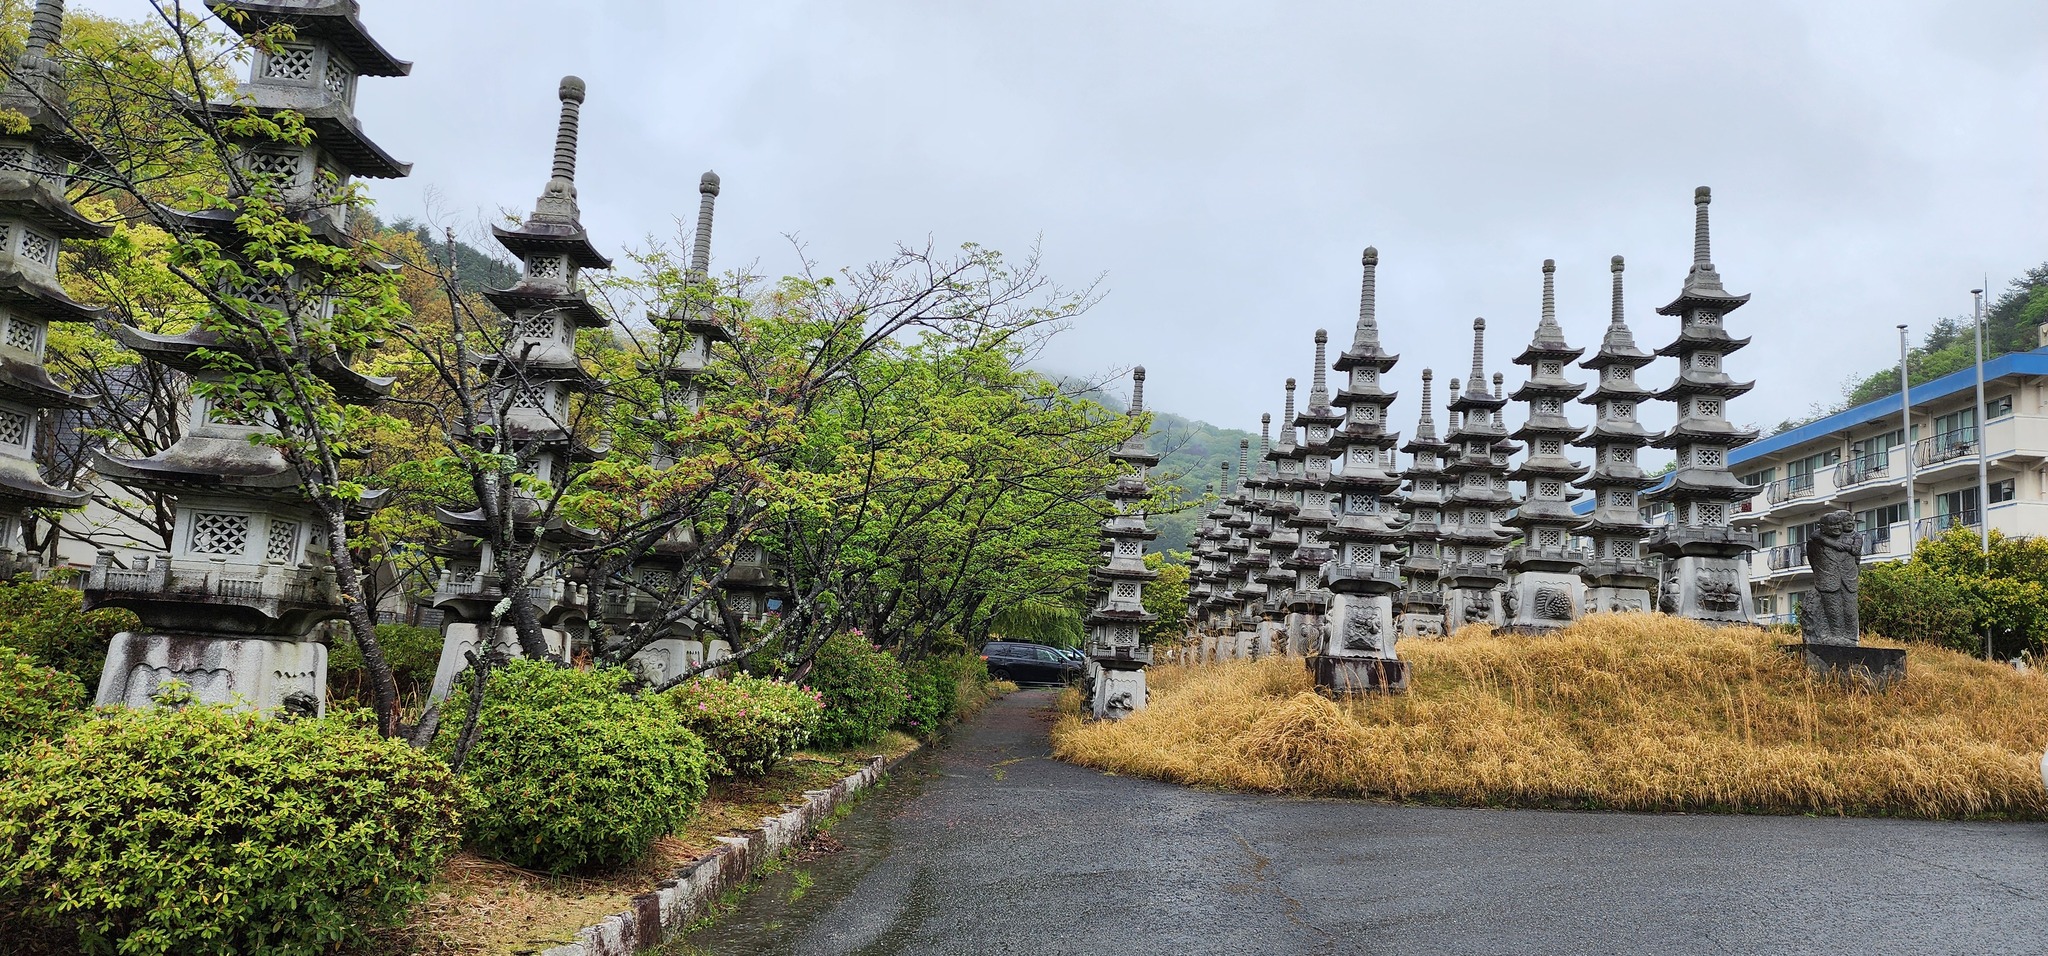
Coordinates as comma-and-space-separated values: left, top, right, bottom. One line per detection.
1054, 374, 1255, 557
1771, 261, 2048, 434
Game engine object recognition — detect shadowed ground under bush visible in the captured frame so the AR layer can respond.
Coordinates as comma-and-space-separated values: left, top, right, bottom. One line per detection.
1052, 614, 2048, 818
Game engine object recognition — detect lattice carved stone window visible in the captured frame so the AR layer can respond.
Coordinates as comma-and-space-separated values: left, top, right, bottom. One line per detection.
528, 256, 564, 280
1113, 582, 1138, 600
1538, 479, 1564, 499
640, 569, 673, 593
1608, 490, 1634, 508
735, 543, 762, 564
1605, 366, 1628, 382
1694, 352, 1720, 370
264, 44, 317, 80
323, 56, 354, 102
1695, 446, 1724, 467
1114, 539, 1140, 557
1537, 399, 1562, 415
1610, 446, 1635, 464
1612, 402, 1634, 420
1540, 361, 1561, 377
17, 230, 53, 268
1466, 509, 1487, 525
1695, 398, 1722, 418
191, 513, 250, 556
4, 317, 37, 353
1538, 439, 1561, 457
1416, 541, 1436, 557
0, 409, 26, 447
266, 520, 299, 562
1612, 540, 1636, 560
1359, 369, 1377, 386
517, 312, 556, 340
245, 150, 302, 182
1698, 502, 1726, 527
1539, 529, 1563, 547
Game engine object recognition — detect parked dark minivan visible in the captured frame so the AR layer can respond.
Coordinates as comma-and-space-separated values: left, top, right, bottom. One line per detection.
979, 641, 1085, 685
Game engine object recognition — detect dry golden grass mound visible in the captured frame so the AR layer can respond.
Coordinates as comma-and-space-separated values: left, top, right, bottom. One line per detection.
1053, 614, 2048, 818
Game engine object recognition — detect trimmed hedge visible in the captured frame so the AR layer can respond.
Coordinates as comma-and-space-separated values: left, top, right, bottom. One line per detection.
664, 674, 824, 776
0, 705, 464, 956
440, 659, 710, 872
898, 652, 991, 739
0, 645, 85, 754
804, 633, 909, 749
0, 579, 136, 687
329, 622, 446, 689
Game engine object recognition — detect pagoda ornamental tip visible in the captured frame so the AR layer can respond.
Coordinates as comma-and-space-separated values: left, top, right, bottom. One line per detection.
1468, 318, 1487, 384
1362, 246, 1378, 263
1536, 259, 1562, 338
1129, 366, 1147, 414
1692, 185, 1713, 268
700, 169, 721, 194
558, 75, 587, 103
1610, 255, 1627, 325
550, 76, 585, 184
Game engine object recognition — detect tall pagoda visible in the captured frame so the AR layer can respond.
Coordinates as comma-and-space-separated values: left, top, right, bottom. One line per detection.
1210, 438, 1253, 660
0, 0, 110, 577
1184, 461, 1232, 656
1314, 248, 1409, 692
1396, 370, 1448, 636
1237, 412, 1279, 659
1439, 321, 1516, 628
87, 0, 408, 713
1253, 387, 1303, 658
602, 171, 733, 684
1574, 256, 1659, 613
1644, 187, 1758, 623
1084, 367, 1159, 719
426, 77, 609, 699
1504, 260, 1590, 631
1284, 332, 1343, 656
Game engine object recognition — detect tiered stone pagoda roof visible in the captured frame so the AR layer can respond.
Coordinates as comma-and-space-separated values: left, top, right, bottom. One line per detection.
1321, 249, 1405, 595
1506, 260, 1588, 571
1440, 320, 1517, 561
1397, 369, 1448, 602
1085, 367, 1158, 667
1282, 332, 1342, 610
1574, 256, 1660, 557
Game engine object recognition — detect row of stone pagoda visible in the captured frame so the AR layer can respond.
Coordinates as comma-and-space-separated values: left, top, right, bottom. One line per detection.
0, 0, 791, 713
1185, 186, 1760, 692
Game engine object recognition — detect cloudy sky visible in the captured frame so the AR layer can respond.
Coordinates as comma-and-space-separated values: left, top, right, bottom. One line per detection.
77, 0, 2048, 436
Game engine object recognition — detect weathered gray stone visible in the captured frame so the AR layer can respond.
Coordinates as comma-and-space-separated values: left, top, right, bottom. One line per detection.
95, 632, 326, 715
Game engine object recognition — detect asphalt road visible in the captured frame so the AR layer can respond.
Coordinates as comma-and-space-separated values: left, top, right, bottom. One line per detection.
675, 689, 2048, 956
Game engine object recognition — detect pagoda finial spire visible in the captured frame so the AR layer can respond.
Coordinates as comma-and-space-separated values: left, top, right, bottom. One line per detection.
690, 171, 720, 279
1469, 318, 1487, 392
1692, 185, 1713, 272
552, 76, 585, 184
1277, 379, 1297, 448
1237, 438, 1251, 489
1354, 247, 1379, 349
1416, 368, 1436, 440
26, 0, 62, 55
1309, 330, 1329, 408
1610, 255, 1626, 327
1492, 372, 1506, 420
1259, 414, 1271, 458
1129, 366, 1147, 416
1536, 259, 1562, 341
1447, 377, 1462, 429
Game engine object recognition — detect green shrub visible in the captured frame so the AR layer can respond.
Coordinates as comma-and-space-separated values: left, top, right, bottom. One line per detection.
440, 659, 710, 872
0, 579, 136, 687
804, 633, 909, 749
663, 674, 823, 777
0, 645, 85, 753
0, 706, 463, 956
329, 622, 446, 684
897, 652, 991, 739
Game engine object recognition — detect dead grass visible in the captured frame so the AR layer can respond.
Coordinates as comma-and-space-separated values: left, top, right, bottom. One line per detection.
1051, 614, 2048, 819
366, 732, 921, 955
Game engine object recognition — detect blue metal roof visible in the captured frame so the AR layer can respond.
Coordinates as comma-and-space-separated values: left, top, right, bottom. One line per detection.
1733, 347, 2048, 464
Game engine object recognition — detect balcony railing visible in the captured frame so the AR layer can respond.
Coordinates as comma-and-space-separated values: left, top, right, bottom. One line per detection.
1915, 509, 1982, 541
1766, 544, 1806, 571
1915, 426, 1979, 466
1834, 453, 1892, 488
1764, 473, 1817, 505
1860, 528, 1892, 556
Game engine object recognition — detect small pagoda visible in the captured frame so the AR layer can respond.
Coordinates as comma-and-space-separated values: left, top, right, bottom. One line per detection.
1237, 413, 1279, 659
1209, 439, 1253, 660
1644, 187, 1759, 623
1504, 260, 1589, 632
1396, 370, 1449, 636
1439, 321, 1517, 628
426, 78, 609, 699
1184, 461, 1233, 655
0, 0, 111, 577
87, 0, 408, 713
1254, 390, 1304, 658
1284, 332, 1343, 656
1574, 256, 1659, 613
1313, 248, 1409, 692
1084, 367, 1159, 719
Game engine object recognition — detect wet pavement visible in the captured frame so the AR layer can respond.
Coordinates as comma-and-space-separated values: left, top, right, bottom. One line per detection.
674, 689, 2048, 955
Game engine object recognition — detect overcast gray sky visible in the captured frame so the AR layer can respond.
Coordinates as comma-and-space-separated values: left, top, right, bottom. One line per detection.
77, 0, 2048, 436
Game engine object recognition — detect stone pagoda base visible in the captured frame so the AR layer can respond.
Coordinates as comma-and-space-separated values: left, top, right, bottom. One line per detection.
1584, 585, 1653, 615
96, 632, 326, 715
1658, 555, 1754, 624
1398, 611, 1446, 638
629, 637, 706, 686
1781, 643, 1907, 689
1255, 618, 1285, 658
1309, 654, 1410, 695
1504, 571, 1585, 633
1323, 592, 1395, 654
1444, 585, 1503, 631
1232, 629, 1255, 660
1091, 665, 1147, 719
428, 622, 572, 700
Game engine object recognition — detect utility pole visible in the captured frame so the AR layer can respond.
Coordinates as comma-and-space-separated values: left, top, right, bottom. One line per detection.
1972, 287, 1992, 661
1898, 324, 1914, 552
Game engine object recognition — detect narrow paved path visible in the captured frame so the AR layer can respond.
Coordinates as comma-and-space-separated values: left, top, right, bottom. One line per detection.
676, 689, 2048, 955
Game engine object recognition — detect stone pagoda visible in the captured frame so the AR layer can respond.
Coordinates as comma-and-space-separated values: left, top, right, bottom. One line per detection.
1644, 187, 1759, 623
1254, 390, 1303, 658
1209, 439, 1253, 660
426, 77, 609, 699
1313, 248, 1409, 692
1504, 260, 1589, 632
87, 0, 409, 713
0, 0, 111, 577
1084, 367, 1159, 719
1396, 370, 1449, 637
1284, 333, 1343, 656
1237, 413, 1279, 659
1574, 256, 1659, 614
1439, 321, 1517, 629
1184, 461, 1232, 656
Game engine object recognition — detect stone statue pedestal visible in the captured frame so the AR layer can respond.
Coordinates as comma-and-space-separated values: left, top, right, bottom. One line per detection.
1443, 586, 1502, 631
1504, 571, 1585, 633
428, 622, 571, 700
1255, 618, 1285, 658
1656, 554, 1755, 624
1781, 643, 1906, 689
1584, 585, 1653, 615
629, 638, 705, 686
1309, 655, 1411, 694
95, 632, 326, 715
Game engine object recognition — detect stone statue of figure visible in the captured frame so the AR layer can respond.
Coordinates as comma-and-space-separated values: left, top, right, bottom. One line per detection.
1803, 509, 1862, 645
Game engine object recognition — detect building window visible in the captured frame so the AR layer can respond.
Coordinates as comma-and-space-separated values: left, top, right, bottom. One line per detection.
1991, 479, 2016, 504
1986, 395, 2014, 420
1759, 529, 1778, 548
1738, 467, 1775, 487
